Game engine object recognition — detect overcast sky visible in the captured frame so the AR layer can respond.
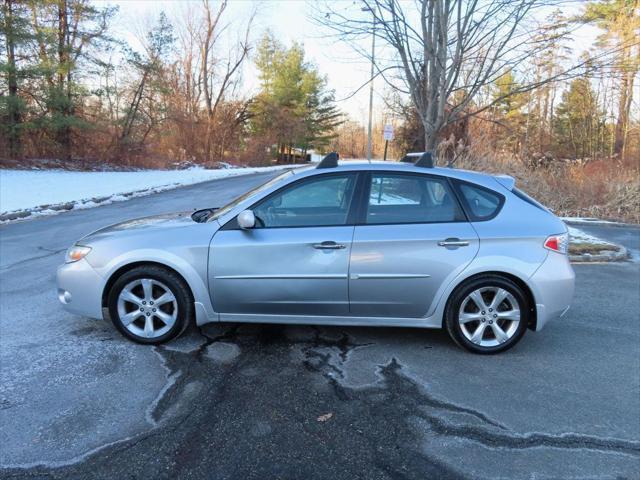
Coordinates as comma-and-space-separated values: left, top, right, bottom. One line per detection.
102, 0, 600, 124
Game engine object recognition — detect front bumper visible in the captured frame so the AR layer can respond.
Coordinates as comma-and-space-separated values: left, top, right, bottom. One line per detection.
56, 259, 105, 319
529, 252, 575, 331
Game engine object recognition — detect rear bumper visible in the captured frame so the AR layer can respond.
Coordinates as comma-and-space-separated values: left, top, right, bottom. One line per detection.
56, 259, 105, 319
529, 252, 575, 331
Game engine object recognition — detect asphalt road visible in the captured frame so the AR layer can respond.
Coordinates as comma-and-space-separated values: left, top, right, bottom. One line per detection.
1, 173, 639, 479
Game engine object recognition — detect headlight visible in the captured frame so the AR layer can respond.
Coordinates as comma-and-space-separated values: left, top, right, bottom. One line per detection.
65, 245, 92, 263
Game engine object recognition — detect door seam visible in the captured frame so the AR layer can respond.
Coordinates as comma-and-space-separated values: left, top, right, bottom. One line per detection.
347, 225, 356, 314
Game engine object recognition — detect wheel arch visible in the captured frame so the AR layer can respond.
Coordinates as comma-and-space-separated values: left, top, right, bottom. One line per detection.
444, 271, 537, 330
101, 261, 194, 310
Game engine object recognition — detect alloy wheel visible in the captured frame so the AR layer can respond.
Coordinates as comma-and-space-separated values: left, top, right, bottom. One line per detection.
117, 278, 178, 339
458, 286, 521, 347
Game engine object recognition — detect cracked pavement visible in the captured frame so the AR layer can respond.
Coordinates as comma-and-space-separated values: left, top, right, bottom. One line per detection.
1, 173, 639, 479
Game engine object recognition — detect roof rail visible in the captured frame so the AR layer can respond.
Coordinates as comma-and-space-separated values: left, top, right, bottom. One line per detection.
316, 152, 339, 169
400, 151, 435, 168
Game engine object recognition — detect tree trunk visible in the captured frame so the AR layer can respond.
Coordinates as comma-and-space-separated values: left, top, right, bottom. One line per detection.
57, 0, 72, 160
3, 0, 22, 158
120, 71, 148, 144
615, 68, 634, 158
423, 121, 438, 161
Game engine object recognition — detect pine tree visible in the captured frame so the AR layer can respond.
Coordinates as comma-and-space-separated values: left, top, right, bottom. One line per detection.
582, 0, 639, 157
26, 0, 116, 160
251, 33, 341, 162
554, 77, 607, 159
0, 0, 32, 158
530, 10, 572, 154
489, 71, 527, 153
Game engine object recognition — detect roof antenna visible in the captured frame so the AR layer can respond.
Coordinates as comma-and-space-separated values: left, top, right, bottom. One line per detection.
316, 152, 339, 169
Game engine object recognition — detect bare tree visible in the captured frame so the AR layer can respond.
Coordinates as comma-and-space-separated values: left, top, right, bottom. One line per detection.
197, 0, 253, 162
314, 0, 612, 156
119, 12, 174, 152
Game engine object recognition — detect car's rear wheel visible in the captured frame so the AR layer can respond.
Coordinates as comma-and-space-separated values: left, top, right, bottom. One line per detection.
445, 275, 529, 354
107, 266, 192, 344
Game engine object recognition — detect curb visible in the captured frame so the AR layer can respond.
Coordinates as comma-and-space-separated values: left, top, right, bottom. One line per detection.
0, 192, 143, 223
570, 245, 629, 263
563, 220, 640, 229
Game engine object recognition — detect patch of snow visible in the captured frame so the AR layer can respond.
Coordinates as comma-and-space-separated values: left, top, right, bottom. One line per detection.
0, 165, 300, 218
567, 226, 616, 247
562, 217, 623, 225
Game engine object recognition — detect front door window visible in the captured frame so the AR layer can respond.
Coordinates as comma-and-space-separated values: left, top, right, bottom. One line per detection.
253, 174, 357, 228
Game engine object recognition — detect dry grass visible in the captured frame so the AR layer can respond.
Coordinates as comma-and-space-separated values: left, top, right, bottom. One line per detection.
450, 146, 640, 224
568, 243, 618, 255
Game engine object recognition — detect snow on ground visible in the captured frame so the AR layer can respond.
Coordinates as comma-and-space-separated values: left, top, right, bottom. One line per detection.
561, 216, 625, 225
567, 225, 616, 247
0, 165, 300, 218
565, 224, 627, 261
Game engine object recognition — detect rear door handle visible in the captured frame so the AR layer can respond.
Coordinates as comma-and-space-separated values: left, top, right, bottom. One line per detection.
438, 238, 470, 247
312, 241, 346, 250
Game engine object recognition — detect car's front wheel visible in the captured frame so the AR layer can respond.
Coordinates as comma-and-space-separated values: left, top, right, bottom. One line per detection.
107, 265, 192, 344
445, 275, 530, 354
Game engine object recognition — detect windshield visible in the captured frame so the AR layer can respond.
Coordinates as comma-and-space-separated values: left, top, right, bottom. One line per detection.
207, 170, 295, 222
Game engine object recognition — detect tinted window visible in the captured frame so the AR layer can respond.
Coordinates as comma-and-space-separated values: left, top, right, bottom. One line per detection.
458, 183, 503, 220
366, 173, 462, 224
253, 174, 357, 228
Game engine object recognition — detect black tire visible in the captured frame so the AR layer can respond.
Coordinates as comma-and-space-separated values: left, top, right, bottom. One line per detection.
107, 265, 193, 345
444, 275, 530, 354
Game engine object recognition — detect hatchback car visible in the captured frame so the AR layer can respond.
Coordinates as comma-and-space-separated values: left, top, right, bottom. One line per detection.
57, 153, 575, 353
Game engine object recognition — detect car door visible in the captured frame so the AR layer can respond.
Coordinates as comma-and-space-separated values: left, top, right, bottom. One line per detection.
210, 172, 359, 316
349, 171, 479, 318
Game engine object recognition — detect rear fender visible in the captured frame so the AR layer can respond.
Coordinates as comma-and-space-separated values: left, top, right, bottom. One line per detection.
428, 250, 548, 327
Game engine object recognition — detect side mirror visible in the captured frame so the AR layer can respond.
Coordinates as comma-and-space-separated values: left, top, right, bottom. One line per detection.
237, 210, 256, 229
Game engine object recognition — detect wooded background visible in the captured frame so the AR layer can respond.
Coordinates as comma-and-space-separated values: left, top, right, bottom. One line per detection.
1, 0, 343, 166
1, 0, 639, 220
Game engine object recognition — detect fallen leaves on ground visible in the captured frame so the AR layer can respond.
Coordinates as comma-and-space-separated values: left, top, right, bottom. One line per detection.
317, 413, 333, 422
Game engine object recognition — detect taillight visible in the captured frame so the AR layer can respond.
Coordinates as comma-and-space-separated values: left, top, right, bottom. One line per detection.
544, 233, 569, 254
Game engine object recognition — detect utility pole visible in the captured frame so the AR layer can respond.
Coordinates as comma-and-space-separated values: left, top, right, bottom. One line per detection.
363, 7, 375, 162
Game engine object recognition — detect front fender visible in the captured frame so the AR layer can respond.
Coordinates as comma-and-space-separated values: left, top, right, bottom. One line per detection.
91, 249, 217, 325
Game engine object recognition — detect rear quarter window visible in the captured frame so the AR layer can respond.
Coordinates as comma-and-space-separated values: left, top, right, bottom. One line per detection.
455, 181, 504, 221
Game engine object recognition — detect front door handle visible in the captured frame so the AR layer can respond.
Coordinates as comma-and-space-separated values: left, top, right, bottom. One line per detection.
312, 241, 346, 250
438, 238, 470, 247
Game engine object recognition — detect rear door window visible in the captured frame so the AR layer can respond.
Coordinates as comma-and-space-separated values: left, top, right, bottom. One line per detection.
365, 173, 463, 224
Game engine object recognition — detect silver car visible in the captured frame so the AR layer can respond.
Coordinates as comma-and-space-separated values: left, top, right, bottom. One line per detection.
57, 154, 575, 353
